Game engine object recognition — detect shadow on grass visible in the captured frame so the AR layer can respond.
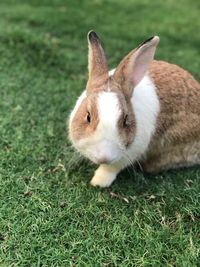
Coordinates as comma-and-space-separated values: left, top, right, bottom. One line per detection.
104, 164, 200, 196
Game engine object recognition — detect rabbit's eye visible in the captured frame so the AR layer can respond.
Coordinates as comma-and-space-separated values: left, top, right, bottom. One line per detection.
123, 115, 128, 128
86, 112, 91, 124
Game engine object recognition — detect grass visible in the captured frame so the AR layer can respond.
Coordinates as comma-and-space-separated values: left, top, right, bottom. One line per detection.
0, 0, 200, 266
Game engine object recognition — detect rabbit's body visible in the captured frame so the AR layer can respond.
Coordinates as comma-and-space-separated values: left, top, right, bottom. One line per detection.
69, 32, 200, 187
143, 60, 200, 172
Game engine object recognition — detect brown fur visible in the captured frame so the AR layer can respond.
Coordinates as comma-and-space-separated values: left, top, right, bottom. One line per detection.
112, 48, 137, 98
117, 100, 136, 147
87, 31, 109, 93
70, 94, 99, 141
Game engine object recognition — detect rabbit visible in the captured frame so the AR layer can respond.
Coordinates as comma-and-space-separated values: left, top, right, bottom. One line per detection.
68, 31, 200, 188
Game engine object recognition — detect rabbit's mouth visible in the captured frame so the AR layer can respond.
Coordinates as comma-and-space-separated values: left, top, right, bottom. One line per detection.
93, 156, 120, 165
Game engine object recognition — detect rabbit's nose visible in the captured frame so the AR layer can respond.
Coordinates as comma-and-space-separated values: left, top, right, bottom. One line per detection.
95, 155, 110, 164
97, 157, 109, 164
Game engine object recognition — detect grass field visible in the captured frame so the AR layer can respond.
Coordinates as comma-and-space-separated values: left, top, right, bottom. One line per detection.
0, 0, 200, 266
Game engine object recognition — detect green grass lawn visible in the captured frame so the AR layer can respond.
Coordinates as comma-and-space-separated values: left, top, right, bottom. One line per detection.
0, 0, 200, 266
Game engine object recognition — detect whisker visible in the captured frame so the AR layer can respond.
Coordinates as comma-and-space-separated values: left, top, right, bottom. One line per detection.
135, 159, 143, 172
117, 146, 138, 178
65, 149, 83, 173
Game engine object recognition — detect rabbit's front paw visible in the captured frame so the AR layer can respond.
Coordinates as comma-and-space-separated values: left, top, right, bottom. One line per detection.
90, 173, 115, 188
90, 166, 117, 188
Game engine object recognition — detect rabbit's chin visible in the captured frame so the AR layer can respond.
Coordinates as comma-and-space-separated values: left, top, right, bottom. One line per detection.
90, 156, 120, 165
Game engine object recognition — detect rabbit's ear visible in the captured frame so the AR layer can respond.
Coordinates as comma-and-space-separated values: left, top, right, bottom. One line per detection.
86, 31, 109, 92
113, 36, 159, 97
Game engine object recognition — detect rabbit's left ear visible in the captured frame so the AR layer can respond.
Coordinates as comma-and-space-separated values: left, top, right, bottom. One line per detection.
86, 31, 109, 93
113, 36, 160, 98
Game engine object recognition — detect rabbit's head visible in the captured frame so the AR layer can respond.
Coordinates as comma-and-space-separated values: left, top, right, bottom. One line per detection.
69, 31, 159, 165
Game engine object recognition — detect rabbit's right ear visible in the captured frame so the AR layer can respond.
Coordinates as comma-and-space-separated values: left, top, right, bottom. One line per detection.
86, 31, 109, 93
113, 36, 160, 98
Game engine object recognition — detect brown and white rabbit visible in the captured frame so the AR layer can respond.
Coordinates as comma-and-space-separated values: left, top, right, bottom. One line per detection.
68, 31, 200, 188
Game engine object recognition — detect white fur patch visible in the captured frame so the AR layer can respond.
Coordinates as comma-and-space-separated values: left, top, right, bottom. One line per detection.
97, 91, 121, 132
126, 75, 160, 161
69, 90, 86, 124
86, 91, 122, 163
109, 69, 115, 76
